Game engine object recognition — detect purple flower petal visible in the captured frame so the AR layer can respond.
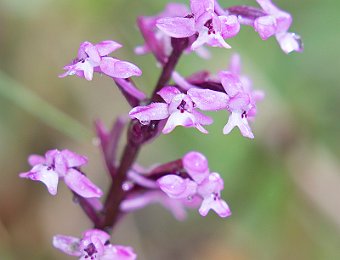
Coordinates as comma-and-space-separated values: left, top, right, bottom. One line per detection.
158, 175, 197, 199
190, 0, 214, 18
219, 71, 243, 97
101, 245, 137, 260
223, 111, 254, 139
276, 32, 303, 54
254, 15, 277, 40
100, 57, 142, 78
28, 154, 45, 166
129, 103, 169, 124
187, 88, 228, 111
228, 92, 250, 111
19, 165, 59, 195
60, 149, 88, 168
53, 235, 81, 256
191, 110, 213, 125
157, 86, 181, 104
220, 15, 240, 39
156, 17, 196, 38
64, 169, 103, 198
197, 172, 224, 196
95, 40, 122, 56
182, 151, 210, 184
162, 111, 203, 134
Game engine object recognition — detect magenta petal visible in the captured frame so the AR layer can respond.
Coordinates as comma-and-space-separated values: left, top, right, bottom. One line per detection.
129, 103, 169, 124
158, 175, 197, 199
20, 165, 59, 195
219, 71, 243, 97
223, 112, 254, 139
61, 149, 88, 168
100, 57, 142, 78
183, 151, 209, 184
53, 235, 81, 256
85, 44, 101, 63
187, 88, 228, 111
28, 155, 45, 166
95, 40, 122, 56
191, 0, 214, 18
102, 245, 137, 260
157, 86, 181, 104
192, 110, 213, 125
220, 15, 240, 39
82, 229, 110, 244
254, 15, 277, 40
156, 17, 196, 38
64, 169, 103, 198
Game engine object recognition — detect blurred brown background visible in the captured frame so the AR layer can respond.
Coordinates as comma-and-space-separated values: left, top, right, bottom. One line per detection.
0, 0, 339, 259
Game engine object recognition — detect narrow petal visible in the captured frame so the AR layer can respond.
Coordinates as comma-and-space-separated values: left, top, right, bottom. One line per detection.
187, 88, 228, 110
156, 17, 196, 38
95, 40, 122, 56
223, 112, 254, 139
191, 28, 209, 50
53, 235, 81, 256
129, 103, 169, 125
19, 165, 59, 195
64, 169, 103, 198
100, 57, 142, 78
157, 86, 181, 104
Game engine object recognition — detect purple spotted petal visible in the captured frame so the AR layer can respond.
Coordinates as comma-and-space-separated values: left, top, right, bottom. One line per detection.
64, 169, 103, 198
156, 17, 196, 38
187, 88, 228, 111
129, 103, 169, 124
53, 235, 81, 256
158, 175, 197, 199
199, 196, 231, 218
95, 40, 122, 56
223, 111, 254, 139
19, 165, 59, 195
157, 86, 181, 104
100, 57, 142, 79
182, 151, 209, 184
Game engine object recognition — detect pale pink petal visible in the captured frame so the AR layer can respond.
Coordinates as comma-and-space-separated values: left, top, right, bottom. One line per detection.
208, 33, 231, 48
64, 169, 103, 198
163, 3, 190, 17
54, 152, 68, 177
191, 0, 214, 18
101, 245, 137, 260
223, 111, 254, 139
53, 235, 81, 256
28, 155, 45, 166
100, 57, 142, 78
61, 149, 88, 168
254, 15, 277, 40
199, 195, 231, 217
75, 61, 94, 81
183, 151, 209, 184
191, 28, 210, 50
158, 175, 197, 199
229, 53, 241, 75
276, 32, 303, 54
85, 44, 101, 63
157, 86, 182, 104
19, 165, 59, 195
197, 172, 224, 196
220, 15, 240, 39
95, 40, 122, 56
156, 17, 196, 38
82, 229, 110, 245
228, 92, 250, 111
45, 149, 59, 165
162, 111, 196, 134
219, 71, 243, 97
187, 88, 228, 110
191, 110, 213, 125
129, 103, 169, 125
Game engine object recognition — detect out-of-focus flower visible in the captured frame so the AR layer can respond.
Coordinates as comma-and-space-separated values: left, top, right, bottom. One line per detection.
53, 229, 136, 260
60, 40, 142, 80
254, 0, 303, 53
19, 149, 102, 198
129, 86, 228, 134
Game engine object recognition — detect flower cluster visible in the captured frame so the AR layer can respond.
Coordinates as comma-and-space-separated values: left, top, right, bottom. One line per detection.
19, 0, 302, 259
20, 149, 102, 198
53, 229, 136, 260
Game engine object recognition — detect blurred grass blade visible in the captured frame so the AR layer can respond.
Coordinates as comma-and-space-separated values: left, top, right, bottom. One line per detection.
0, 70, 92, 142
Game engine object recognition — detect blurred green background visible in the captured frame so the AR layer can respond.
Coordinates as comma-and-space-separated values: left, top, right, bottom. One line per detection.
0, 0, 339, 259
